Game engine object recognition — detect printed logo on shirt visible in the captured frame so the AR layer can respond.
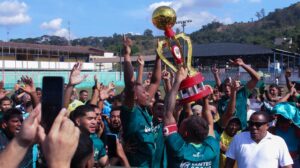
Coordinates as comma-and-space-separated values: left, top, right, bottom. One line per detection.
192, 152, 203, 158
180, 161, 212, 168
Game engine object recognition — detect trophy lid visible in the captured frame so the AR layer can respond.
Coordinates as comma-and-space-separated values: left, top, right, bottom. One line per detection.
152, 6, 176, 30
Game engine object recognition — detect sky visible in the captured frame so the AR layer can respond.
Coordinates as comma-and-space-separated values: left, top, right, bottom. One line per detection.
0, 0, 299, 41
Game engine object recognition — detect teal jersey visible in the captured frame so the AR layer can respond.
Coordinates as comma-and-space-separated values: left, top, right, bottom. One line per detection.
153, 121, 167, 168
217, 87, 250, 129
90, 133, 106, 161
121, 105, 155, 167
166, 133, 220, 168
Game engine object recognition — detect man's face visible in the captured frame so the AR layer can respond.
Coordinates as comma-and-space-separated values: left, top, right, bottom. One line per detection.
79, 91, 89, 102
153, 103, 164, 123
134, 85, 150, 106
248, 114, 269, 143
77, 112, 97, 134
36, 90, 42, 100
109, 110, 121, 131
0, 100, 12, 112
269, 87, 278, 97
225, 120, 241, 137
223, 82, 231, 97
94, 107, 102, 124
4, 116, 23, 136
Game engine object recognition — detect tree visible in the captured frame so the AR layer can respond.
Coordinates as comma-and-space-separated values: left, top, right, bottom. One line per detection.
143, 29, 153, 37
255, 12, 261, 20
260, 8, 266, 18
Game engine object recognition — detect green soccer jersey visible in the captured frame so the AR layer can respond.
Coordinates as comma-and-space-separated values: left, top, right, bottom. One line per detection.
90, 133, 106, 161
217, 87, 250, 130
166, 133, 220, 168
153, 121, 167, 168
121, 105, 156, 168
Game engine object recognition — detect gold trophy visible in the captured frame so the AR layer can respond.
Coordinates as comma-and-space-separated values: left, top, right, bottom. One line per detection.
152, 6, 212, 104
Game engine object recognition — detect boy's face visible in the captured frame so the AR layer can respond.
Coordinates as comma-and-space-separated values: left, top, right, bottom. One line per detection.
3, 116, 23, 136
0, 100, 12, 112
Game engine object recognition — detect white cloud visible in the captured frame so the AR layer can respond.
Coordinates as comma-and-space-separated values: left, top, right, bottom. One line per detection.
40, 18, 74, 39
41, 18, 62, 30
0, 0, 31, 26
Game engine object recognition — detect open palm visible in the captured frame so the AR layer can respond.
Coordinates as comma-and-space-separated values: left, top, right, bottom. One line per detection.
69, 62, 88, 86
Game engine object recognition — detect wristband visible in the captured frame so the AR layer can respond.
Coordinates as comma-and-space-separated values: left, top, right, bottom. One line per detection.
163, 124, 177, 136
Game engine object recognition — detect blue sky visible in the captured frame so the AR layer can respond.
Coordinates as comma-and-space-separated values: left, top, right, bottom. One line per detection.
0, 0, 299, 41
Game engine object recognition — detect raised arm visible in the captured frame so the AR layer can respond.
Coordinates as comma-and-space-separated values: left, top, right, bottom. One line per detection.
147, 54, 162, 99
211, 64, 221, 89
230, 58, 260, 90
202, 95, 215, 137
123, 36, 135, 109
90, 75, 100, 105
63, 62, 88, 108
136, 55, 145, 85
221, 80, 239, 128
21, 76, 39, 108
164, 67, 187, 126
162, 69, 172, 93
285, 69, 293, 91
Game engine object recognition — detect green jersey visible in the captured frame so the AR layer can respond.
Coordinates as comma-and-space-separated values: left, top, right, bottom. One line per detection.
217, 87, 250, 129
90, 133, 106, 161
121, 105, 155, 167
153, 121, 167, 168
166, 133, 220, 168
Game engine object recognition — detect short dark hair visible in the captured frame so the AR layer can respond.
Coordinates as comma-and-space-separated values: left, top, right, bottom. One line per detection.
71, 130, 93, 168
110, 106, 121, 114
185, 115, 209, 143
79, 90, 88, 95
269, 84, 279, 90
70, 105, 95, 124
250, 111, 270, 122
3, 108, 22, 122
36, 87, 42, 92
0, 96, 12, 105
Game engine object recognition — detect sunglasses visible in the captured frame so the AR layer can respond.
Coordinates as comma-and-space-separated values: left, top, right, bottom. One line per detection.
248, 121, 268, 128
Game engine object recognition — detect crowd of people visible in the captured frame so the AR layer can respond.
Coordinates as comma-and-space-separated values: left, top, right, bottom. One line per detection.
0, 36, 299, 168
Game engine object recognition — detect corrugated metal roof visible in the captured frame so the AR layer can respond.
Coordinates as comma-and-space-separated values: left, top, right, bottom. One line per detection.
192, 43, 273, 57
0, 41, 104, 55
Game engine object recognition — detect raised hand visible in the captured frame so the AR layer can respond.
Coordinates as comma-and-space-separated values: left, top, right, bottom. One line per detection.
230, 79, 241, 92
21, 76, 36, 93
137, 55, 145, 66
0, 90, 10, 99
229, 58, 245, 66
175, 66, 188, 83
16, 104, 42, 147
123, 35, 132, 55
68, 62, 88, 86
39, 108, 80, 168
211, 64, 219, 74
162, 70, 171, 80
94, 75, 101, 91
285, 69, 291, 78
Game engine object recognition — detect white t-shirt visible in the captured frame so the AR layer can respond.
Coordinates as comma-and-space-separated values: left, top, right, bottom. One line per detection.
226, 131, 293, 168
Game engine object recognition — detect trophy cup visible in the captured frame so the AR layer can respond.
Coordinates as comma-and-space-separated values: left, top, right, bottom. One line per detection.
152, 6, 212, 104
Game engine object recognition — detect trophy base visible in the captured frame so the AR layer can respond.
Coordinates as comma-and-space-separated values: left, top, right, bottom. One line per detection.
178, 72, 212, 104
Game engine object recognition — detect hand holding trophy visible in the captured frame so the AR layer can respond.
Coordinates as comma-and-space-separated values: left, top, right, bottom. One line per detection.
152, 6, 212, 104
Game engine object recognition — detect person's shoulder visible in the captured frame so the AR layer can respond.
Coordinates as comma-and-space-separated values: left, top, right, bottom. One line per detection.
232, 131, 250, 141
266, 132, 286, 143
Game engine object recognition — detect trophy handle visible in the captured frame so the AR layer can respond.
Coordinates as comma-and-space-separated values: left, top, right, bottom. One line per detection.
156, 40, 178, 72
174, 33, 197, 75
